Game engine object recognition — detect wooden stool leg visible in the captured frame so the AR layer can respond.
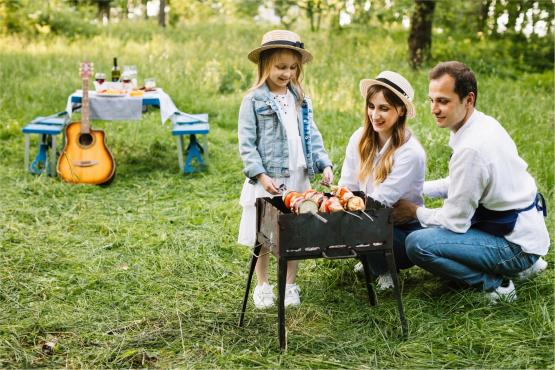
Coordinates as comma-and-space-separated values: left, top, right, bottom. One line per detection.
384, 250, 408, 337
360, 254, 377, 306
176, 135, 184, 172
203, 134, 209, 163
239, 244, 262, 327
24, 134, 30, 172
278, 256, 288, 351
50, 135, 57, 177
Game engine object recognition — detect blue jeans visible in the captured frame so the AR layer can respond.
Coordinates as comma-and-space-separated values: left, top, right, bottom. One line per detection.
367, 221, 423, 276
405, 227, 539, 292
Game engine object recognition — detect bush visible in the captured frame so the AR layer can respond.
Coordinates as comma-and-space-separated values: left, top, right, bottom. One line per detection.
432, 32, 554, 76
0, 2, 99, 38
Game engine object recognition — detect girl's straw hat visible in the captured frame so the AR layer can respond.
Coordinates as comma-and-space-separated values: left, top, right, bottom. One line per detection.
359, 71, 416, 118
248, 30, 313, 64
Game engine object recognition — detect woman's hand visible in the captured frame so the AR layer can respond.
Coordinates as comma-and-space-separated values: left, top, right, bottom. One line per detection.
257, 173, 280, 195
321, 166, 334, 186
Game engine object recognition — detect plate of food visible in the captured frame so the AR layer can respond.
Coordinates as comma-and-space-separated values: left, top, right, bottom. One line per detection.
96, 89, 129, 97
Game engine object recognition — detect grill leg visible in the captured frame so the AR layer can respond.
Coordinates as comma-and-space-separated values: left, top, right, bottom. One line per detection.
278, 256, 288, 351
384, 250, 408, 337
238, 244, 262, 327
360, 254, 377, 306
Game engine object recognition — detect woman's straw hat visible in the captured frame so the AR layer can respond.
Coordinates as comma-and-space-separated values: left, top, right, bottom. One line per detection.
359, 71, 416, 118
248, 30, 313, 64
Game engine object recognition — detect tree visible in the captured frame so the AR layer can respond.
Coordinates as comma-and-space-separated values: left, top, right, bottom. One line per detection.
159, 0, 166, 27
477, 0, 492, 33
96, 0, 112, 20
408, 0, 435, 69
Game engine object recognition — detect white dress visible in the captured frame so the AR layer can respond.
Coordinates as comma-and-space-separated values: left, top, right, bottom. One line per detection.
238, 90, 310, 247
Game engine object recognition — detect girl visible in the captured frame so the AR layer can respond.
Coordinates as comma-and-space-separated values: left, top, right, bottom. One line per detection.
237, 30, 333, 309
338, 71, 425, 290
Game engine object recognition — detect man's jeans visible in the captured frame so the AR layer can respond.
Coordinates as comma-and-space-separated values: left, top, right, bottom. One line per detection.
405, 227, 539, 291
367, 221, 423, 276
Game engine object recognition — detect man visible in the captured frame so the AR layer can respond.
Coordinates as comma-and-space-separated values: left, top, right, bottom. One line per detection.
393, 61, 549, 302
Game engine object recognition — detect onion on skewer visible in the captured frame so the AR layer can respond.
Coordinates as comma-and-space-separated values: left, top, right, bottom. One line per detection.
283, 189, 327, 223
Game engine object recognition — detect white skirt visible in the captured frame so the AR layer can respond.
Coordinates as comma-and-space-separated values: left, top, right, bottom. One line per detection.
237, 168, 310, 247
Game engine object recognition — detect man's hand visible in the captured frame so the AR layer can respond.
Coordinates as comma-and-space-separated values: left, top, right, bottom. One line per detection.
393, 199, 419, 224
257, 173, 280, 195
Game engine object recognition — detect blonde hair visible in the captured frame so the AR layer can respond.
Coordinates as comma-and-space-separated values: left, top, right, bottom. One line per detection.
358, 84, 407, 184
251, 48, 305, 105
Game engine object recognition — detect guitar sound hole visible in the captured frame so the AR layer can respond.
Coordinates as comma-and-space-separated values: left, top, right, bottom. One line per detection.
79, 133, 94, 147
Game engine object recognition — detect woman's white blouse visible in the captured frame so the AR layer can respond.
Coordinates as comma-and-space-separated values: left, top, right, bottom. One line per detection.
338, 127, 426, 207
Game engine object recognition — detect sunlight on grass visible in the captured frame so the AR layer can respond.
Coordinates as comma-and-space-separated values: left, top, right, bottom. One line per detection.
0, 20, 553, 368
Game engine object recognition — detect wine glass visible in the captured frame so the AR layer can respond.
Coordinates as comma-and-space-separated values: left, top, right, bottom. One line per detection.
123, 65, 138, 88
121, 71, 132, 91
95, 72, 106, 84
144, 78, 156, 90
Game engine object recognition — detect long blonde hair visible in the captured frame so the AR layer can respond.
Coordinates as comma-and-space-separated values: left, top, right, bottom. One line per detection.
358, 84, 407, 184
251, 48, 305, 105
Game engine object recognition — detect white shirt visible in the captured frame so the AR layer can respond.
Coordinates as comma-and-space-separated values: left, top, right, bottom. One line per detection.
271, 90, 306, 170
338, 127, 426, 207
417, 110, 550, 256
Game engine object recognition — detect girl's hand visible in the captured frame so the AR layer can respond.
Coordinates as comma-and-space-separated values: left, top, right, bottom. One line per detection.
257, 173, 280, 195
321, 166, 334, 186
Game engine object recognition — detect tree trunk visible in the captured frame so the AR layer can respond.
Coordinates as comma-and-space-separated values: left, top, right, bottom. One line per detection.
159, 0, 166, 27
477, 0, 492, 33
408, 0, 436, 69
97, 0, 111, 21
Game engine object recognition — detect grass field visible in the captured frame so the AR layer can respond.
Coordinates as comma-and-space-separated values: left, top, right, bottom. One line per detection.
0, 21, 553, 368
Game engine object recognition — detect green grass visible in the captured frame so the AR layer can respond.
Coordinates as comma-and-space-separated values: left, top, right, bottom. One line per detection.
0, 21, 553, 368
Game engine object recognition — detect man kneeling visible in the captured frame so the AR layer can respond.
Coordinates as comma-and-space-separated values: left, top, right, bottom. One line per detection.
394, 61, 549, 303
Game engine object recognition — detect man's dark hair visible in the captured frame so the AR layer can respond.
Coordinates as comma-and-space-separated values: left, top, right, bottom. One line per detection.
429, 61, 478, 106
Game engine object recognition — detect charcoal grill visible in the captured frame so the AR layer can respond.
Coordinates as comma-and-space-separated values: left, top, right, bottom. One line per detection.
238, 193, 407, 350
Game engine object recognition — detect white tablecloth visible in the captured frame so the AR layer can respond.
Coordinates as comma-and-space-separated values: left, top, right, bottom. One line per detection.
66, 88, 178, 124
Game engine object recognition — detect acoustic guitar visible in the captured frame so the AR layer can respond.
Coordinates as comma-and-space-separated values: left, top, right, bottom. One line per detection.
57, 62, 116, 185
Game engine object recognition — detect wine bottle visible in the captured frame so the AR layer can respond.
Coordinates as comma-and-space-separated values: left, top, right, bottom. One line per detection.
111, 57, 121, 82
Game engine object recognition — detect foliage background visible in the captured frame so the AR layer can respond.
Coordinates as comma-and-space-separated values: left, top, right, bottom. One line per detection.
0, 0, 553, 368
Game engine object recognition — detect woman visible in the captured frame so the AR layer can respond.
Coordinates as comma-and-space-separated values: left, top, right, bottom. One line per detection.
339, 71, 425, 290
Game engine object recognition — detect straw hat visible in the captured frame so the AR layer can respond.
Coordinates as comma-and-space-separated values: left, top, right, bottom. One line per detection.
248, 30, 313, 64
359, 71, 415, 118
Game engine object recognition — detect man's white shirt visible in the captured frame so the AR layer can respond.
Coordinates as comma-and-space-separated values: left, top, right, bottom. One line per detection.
417, 110, 550, 256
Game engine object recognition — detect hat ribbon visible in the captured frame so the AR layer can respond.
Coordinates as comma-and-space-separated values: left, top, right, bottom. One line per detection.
263, 40, 305, 49
376, 77, 410, 100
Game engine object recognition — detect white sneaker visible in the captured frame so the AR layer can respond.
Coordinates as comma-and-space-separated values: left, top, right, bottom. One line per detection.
376, 273, 394, 291
284, 284, 301, 307
517, 257, 548, 281
488, 280, 517, 303
253, 283, 275, 309
354, 263, 395, 291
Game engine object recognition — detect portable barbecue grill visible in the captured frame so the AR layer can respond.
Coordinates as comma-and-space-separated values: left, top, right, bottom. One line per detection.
238, 192, 407, 350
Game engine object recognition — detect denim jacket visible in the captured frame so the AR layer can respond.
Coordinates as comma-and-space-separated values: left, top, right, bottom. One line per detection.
238, 83, 333, 183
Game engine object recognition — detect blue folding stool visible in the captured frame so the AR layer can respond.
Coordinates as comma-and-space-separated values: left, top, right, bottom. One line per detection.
22, 111, 69, 176
171, 112, 209, 174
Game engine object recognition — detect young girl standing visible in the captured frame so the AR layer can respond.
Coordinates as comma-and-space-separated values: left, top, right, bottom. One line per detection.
338, 71, 426, 290
237, 30, 333, 309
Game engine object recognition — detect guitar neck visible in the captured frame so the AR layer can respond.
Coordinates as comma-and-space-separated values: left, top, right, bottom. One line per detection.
81, 78, 91, 133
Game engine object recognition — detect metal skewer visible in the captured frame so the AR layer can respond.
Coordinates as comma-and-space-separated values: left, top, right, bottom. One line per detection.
362, 211, 374, 221
311, 210, 328, 223
342, 209, 363, 220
